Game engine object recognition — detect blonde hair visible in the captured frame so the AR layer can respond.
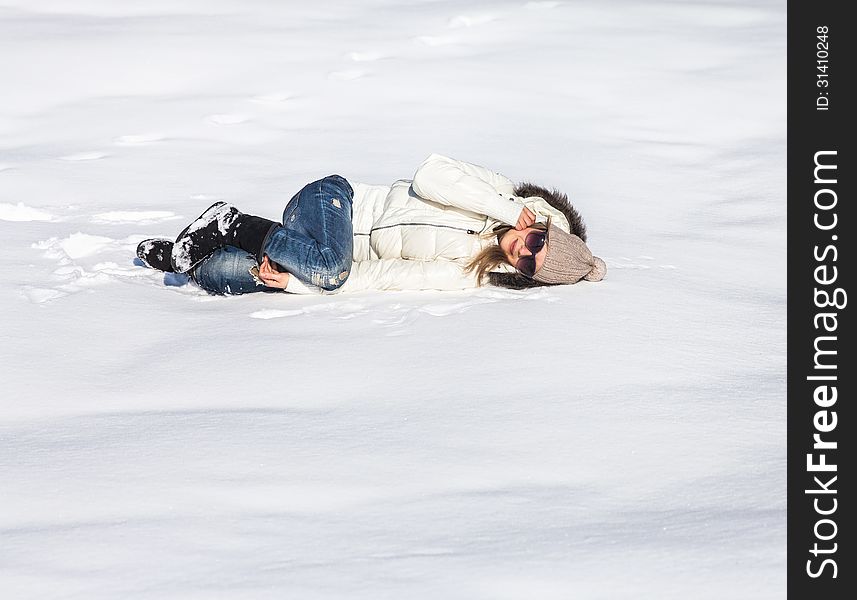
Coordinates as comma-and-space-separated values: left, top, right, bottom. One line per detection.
464, 220, 549, 286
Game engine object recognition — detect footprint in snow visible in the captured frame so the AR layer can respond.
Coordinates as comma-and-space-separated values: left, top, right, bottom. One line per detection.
0, 202, 55, 222
32, 260, 148, 301
24, 230, 189, 304
113, 133, 165, 145
33, 232, 115, 260
22, 287, 68, 304
374, 294, 524, 329
206, 114, 250, 125
418, 298, 496, 317
59, 151, 108, 161
92, 261, 158, 277
372, 307, 420, 327
250, 299, 369, 320
250, 91, 295, 106
346, 51, 387, 62
250, 309, 306, 320
303, 300, 367, 314
414, 35, 457, 47
328, 69, 366, 81
448, 15, 498, 28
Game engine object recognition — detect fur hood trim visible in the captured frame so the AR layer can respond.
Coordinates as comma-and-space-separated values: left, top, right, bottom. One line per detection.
487, 182, 589, 289
514, 182, 587, 241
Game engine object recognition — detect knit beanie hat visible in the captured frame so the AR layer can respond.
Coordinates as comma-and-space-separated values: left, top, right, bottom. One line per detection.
533, 225, 607, 284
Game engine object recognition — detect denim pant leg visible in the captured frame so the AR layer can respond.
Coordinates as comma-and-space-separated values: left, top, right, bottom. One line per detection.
262, 174, 354, 291
191, 245, 277, 295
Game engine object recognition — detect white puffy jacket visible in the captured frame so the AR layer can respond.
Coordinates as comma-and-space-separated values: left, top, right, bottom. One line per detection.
286, 153, 572, 293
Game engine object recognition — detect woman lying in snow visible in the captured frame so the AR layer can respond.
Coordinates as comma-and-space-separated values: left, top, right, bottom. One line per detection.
136, 153, 606, 294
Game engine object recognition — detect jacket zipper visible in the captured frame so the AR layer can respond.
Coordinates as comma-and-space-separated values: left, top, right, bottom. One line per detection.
369, 222, 477, 235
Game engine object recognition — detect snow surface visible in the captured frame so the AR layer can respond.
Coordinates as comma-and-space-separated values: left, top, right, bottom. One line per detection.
0, 0, 785, 598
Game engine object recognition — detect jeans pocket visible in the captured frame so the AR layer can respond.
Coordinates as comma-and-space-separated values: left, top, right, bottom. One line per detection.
326, 174, 353, 197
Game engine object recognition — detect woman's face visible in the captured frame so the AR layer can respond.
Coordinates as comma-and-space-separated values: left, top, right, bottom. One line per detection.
499, 227, 548, 275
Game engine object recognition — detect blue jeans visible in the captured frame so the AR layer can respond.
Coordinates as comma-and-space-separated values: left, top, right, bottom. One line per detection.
191, 174, 354, 295
191, 245, 280, 295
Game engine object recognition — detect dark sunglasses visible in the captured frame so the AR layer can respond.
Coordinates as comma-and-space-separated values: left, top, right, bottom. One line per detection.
515, 229, 547, 278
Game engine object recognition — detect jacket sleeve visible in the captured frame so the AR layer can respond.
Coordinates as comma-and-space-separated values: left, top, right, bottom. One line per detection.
285, 274, 316, 294
411, 153, 526, 226
336, 258, 478, 293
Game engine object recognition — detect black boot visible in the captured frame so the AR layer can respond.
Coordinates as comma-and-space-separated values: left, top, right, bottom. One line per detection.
137, 238, 176, 272
171, 202, 239, 273
171, 201, 280, 273
229, 214, 281, 258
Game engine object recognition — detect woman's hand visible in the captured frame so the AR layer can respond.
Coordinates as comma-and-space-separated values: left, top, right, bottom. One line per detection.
515, 206, 536, 230
258, 256, 290, 289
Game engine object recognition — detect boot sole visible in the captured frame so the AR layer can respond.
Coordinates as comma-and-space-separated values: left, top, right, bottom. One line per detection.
137, 238, 176, 273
